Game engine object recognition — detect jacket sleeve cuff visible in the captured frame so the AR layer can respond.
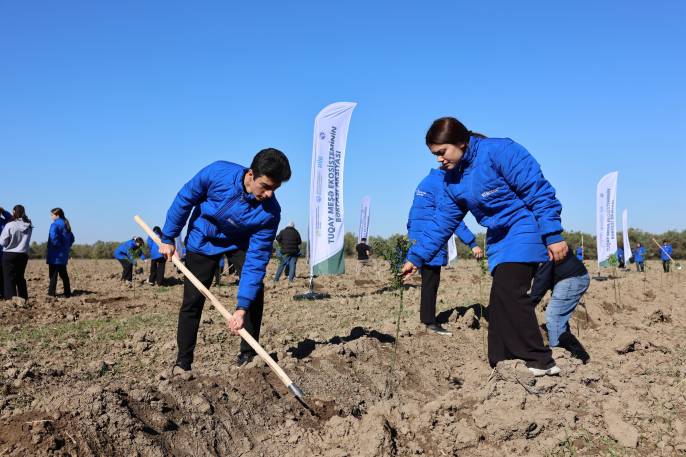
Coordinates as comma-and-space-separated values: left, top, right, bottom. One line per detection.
406, 251, 424, 268
236, 297, 251, 310
468, 240, 478, 249
160, 233, 175, 245
543, 232, 564, 245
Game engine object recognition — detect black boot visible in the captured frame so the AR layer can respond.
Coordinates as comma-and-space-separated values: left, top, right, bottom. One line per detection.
558, 330, 590, 364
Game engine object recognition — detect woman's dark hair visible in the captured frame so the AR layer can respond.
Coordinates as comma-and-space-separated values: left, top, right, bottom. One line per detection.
250, 148, 291, 183
425, 117, 487, 146
51, 207, 72, 232
135, 237, 144, 246
153, 226, 162, 236
12, 205, 31, 224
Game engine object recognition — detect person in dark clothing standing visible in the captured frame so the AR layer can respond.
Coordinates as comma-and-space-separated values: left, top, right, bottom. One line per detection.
530, 251, 590, 363
355, 238, 371, 275
47, 208, 75, 297
274, 222, 301, 283
157, 149, 291, 372
147, 226, 167, 286
0, 205, 33, 300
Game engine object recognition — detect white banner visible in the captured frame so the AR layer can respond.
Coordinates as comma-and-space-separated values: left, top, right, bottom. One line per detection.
358, 196, 371, 242
308, 102, 357, 276
447, 234, 458, 265
622, 209, 632, 262
596, 171, 619, 267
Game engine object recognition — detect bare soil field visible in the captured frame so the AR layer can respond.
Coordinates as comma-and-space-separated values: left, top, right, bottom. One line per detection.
0, 258, 684, 456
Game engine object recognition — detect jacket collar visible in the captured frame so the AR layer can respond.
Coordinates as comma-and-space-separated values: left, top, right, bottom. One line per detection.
461, 135, 480, 165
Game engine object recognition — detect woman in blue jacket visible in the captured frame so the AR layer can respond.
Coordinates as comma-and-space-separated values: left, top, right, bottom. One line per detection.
633, 242, 646, 272
147, 226, 166, 286
114, 237, 145, 285
46, 208, 75, 297
408, 168, 483, 336
402, 117, 567, 377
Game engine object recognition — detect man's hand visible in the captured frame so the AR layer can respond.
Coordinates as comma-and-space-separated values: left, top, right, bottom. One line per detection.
228, 309, 246, 334
159, 243, 175, 261
400, 261, 418, 281
471, 246, 484, 260
547, 240, 569, 263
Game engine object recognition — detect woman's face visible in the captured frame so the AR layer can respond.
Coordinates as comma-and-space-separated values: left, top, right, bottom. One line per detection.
50, 213, 58, 221
428, 143, 465, 170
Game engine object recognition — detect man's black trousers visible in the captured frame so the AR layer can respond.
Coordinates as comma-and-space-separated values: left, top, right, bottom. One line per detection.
488, 262, 554, 370
176, 250, 264, 370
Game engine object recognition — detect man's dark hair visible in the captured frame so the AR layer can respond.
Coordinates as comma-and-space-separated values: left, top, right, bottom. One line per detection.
250, 148, 291, 183
361, 238, 367, 242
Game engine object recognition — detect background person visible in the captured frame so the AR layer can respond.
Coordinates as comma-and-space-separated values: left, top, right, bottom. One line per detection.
0, 205, 33, 301
530, 251, 590, 363
576, 246, 583, 261
0, 207, 12, 297
633, 242, 646, 272
355, 238, 371, 275
617, 246, 625, 269
147, 226, 166, 286
273, 222, 301, 283
401, 117, 567, 377
659, 240, 673, 273
46, 208, 75, 298
114, 237, 145, 286
407, 167, 483, 336
157, 149, 291, 371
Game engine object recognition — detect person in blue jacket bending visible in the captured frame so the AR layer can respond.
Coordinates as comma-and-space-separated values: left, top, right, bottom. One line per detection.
147, 226, 166, 286
575, 246, 583, 261
659, 240, 673, 273
401, 117, 567, 377
157, 148, 291, 372
633, 242, 646, 272
0, 207, 12, 298
617, 247, 625, 269
113, 237, 145, 285
407, 168, 483, 336
46, 208, 75, 297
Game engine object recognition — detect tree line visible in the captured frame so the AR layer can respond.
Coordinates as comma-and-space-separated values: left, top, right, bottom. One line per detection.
26, 228, 684, 260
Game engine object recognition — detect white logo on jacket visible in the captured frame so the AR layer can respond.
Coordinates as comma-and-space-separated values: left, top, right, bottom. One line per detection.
415, 190, 427, 197
481, 187, 500, 198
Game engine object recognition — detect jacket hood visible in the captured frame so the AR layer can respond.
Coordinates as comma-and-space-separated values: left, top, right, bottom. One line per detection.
14, 220, 32, 233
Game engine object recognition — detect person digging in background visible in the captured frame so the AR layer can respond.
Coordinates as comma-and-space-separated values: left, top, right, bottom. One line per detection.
157, 148, 291, 372
530, 251, 590, 363
401, 117, 568, 377
273, 222, 301, 283
147, 226, 166, 286
46, 208, 75, 298
659, 240, 673, 273
407, 167, 483, 336
0, 207, 13, 298
0, 205, 33, 301
114, 237, 145, 286
355, 238, 371, 275
633, 242, 646, 272
617, 246, 625, 269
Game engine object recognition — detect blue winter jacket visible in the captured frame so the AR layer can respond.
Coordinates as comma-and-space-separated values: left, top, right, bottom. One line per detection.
406, 136, 563, 274
576, 247, 583, 261
46, 218, 75, 265
160, 161, 281, 309
617, 248, 624, 262
147, 236, 164, 260
633, 246, 645, 263
659, 244, 673, 261
407, 168, 477, 266
0, 210, 11, 255
114, 239, 145, 262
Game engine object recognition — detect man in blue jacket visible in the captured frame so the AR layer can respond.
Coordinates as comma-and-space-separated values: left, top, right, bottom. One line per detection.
157, 148, 291, 371
659, 240, 673, 273
617, 247, 625, 269
407, 168, 483, 336
633, 242, 646, 272
114, 238, 145, 285
147, 226, 166, 286
0, 207, 11, 298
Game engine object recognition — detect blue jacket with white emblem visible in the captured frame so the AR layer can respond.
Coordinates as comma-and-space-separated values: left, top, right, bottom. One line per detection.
407, 168, 477, 266
46, 218, 75, 265
160, 161, 280, 309
406, 136, 563, 274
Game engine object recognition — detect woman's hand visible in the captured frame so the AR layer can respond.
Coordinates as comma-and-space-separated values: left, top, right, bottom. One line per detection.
400, 261, 418, 281
228, 309, 246, 334
547, 240, 568, 263
471, 246, 484, 260
159, 243, 176, 261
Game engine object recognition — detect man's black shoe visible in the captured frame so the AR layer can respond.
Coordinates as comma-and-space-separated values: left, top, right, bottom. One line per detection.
236, 352, 256, 367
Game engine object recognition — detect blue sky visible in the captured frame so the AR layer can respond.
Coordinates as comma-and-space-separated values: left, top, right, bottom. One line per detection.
1, 1, 684, 243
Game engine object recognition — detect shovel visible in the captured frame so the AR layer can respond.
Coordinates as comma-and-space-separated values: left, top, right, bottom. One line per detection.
134, 215, 305, 399
652, 238, 682, 270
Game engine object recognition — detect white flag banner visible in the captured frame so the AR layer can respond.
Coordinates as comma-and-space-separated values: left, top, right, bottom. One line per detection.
596, 171, 619, 267
622, 209, 633, 262
308, 102, 357, 276
358, 196, 371, 242
447, 234, 458, 265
